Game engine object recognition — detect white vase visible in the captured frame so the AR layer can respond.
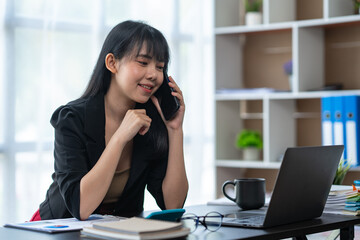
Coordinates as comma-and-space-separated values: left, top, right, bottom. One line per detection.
245, 12, 262, 26
288, 75, 293, 91
243, 147, 260, 161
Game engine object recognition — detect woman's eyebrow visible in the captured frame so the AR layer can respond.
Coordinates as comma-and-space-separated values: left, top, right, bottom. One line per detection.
136, 53, 165, 64
137, 54, 152, 59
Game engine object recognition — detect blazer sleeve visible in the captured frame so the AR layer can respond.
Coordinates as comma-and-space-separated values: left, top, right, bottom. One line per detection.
51, 105, 89, 220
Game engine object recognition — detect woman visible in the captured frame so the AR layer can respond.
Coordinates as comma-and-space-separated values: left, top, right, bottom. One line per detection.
31, 20, 188, 221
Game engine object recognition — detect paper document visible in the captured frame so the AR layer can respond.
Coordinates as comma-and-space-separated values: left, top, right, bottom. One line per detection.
216, 88, 277, 94
3, 214, 122, 233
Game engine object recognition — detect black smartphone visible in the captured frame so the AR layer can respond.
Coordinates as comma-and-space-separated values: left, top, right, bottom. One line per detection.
154, 72, 180, 120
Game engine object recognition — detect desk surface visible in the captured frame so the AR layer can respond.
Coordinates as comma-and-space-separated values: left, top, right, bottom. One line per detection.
2, 205, 360, 240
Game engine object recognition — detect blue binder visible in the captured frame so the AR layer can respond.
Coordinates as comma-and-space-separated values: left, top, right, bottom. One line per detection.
321, 97, 333, 146
344, 95, 360, 167
332, 96, 346, 160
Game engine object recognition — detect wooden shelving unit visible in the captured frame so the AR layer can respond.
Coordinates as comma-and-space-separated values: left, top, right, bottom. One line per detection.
215, 0, 360, 195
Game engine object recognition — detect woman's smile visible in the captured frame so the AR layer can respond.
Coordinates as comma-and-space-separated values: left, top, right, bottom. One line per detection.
138, 83, 154, 93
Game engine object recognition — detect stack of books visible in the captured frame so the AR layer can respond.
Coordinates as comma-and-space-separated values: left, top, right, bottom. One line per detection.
81, 217, 190, 240
324, 185, 360, 216
344, 191, 360, 214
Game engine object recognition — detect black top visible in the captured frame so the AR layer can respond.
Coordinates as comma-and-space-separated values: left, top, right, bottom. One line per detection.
39, 93, 168, 220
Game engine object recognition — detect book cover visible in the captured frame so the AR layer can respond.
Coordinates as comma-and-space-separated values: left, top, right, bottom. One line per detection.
92, 217, 182, 234
81, 226, 190, 240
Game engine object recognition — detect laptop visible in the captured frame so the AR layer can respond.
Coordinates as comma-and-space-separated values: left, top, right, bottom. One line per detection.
222, 145, 344, 228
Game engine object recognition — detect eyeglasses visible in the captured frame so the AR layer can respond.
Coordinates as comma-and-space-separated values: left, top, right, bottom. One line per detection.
180, 211, 224, 232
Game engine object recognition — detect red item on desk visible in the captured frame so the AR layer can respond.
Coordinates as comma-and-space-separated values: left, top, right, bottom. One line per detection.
30, 209, 41, 222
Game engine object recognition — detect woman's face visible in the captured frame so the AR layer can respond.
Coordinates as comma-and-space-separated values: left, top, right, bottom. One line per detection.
113, 44, 165, 104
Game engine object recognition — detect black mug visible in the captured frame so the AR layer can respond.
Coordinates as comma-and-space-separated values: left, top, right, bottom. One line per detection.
222, 178, 265, 210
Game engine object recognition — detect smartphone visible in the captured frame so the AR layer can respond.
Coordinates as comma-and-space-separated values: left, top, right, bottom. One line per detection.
145, 208, 185, 222
154, 72, 180, 120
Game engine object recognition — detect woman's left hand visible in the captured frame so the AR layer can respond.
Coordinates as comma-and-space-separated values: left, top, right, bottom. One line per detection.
151, 76, 185, 130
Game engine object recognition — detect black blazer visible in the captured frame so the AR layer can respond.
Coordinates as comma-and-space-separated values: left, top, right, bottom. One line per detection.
39, 93, 168, 220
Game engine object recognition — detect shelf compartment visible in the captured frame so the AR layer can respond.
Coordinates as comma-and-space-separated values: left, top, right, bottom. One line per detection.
326, 0, 355, 18
268, 0, 323, 23
243, 30, 292, 91
296, 0, 323, 21
242, 100, 263, 145
295, 98, 322, 147
296, 26, 325, 92
215, 34, 243, 90
215, 0, 242, 28
296, 21, 360, 92
239, 100, 263, 119
216, 100, 263, 161
325, 23, 360, 90
267, 99, 296, 163
216, 101, 243, 160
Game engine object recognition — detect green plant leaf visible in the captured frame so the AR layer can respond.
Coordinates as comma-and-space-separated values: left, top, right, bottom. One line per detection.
244, 0, 262, 12
333, 158, 351, 185
235, 129, 263, 149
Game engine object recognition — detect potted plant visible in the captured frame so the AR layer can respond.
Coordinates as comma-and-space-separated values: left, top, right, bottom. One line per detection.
244, 0, 262, 26
354, 0, 360, 14
235, 129, 263, 160
333, 158, 351, 185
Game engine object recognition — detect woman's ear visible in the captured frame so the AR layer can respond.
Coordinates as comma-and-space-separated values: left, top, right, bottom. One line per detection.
105, 53, 117, 73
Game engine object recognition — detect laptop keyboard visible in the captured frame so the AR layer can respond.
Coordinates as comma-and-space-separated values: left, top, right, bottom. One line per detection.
226, 215, 265, 225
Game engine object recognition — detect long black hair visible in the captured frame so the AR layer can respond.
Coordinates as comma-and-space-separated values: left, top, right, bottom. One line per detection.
83, 20, 170, 156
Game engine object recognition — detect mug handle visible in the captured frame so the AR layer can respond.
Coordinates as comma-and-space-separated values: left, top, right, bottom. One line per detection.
222, 181, 236, 202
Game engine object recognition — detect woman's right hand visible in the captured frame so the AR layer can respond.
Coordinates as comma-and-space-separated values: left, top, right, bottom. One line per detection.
116, 109, 152, 142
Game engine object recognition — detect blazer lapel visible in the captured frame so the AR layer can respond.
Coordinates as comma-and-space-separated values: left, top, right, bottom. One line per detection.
84, 93, 106, 168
